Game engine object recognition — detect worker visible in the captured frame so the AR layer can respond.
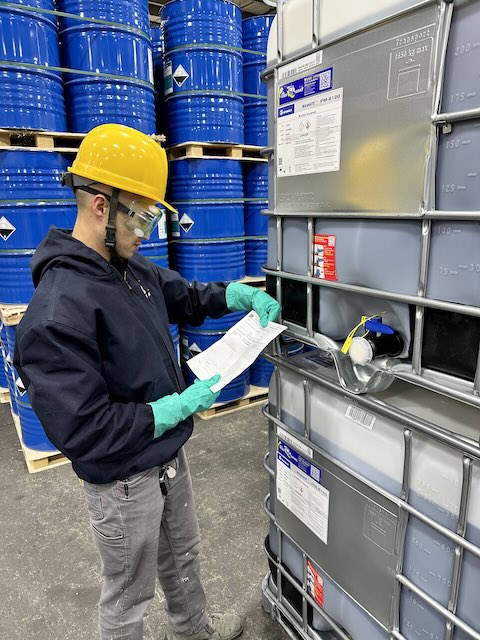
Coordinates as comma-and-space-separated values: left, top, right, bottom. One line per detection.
13, 124, 281, 640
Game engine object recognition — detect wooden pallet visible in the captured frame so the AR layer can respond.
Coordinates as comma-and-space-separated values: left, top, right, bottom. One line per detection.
0, 128, 166, 153
12, 411, 70, 474
0, 128, 85, 153
168, 141, 266, 161
197, 385, 268, 420
0, 386, 9, 404
0, 303, 28, 327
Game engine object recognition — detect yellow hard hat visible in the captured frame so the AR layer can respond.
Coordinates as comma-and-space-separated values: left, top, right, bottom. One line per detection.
68, 124, 176, 212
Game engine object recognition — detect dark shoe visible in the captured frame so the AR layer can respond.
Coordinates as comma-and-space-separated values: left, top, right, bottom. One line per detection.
165, 613, 243, 640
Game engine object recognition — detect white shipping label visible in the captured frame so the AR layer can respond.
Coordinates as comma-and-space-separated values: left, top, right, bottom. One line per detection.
277, 87, 343, 177
276, 438, 329, 544
147, 48, 154, 85
169, 211, 180, 237
157, 210, 167, 240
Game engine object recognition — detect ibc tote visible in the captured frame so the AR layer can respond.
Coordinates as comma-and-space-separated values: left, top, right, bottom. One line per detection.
261, 1, 480, 640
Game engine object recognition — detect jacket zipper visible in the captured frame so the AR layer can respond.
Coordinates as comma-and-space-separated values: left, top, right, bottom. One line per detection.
112, 263, 184, 394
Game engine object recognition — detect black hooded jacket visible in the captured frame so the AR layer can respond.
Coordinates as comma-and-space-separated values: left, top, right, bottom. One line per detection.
14, 229, 229, 483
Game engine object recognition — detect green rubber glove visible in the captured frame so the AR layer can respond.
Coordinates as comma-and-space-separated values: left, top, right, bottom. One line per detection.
148, 374, 221, 439
226, 282, 281, 328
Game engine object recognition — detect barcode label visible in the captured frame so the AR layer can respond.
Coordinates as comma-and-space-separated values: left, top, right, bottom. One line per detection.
345, 404, 376, 430
279, 51, 323, 79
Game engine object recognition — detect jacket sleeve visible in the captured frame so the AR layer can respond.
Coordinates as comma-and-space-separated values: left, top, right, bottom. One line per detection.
14, 320, 155, 465
155, 266, 230, 326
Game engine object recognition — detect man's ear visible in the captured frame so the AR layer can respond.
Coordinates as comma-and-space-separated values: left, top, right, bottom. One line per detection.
92, 194, 108, 221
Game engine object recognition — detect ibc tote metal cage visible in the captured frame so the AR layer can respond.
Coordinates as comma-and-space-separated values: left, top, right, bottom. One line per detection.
260, 1, 480, 639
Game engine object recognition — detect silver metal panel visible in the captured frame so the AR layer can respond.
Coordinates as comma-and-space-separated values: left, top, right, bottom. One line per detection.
274, 3, 440, 214
274, 423, 399, 627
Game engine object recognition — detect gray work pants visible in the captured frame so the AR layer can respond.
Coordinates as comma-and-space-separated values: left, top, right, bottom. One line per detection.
82, 448, 208, 640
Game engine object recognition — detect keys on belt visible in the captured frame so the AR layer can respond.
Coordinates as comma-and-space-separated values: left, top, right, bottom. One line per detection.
159, 464, 177, 495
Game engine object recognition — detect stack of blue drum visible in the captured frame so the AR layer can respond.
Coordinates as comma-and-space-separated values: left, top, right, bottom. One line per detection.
5, 324, 57, 451
0, 0, 66, 130
161, 0, 247, 281
168, 159, 245, 282
136, 208, 179, 360
0, 151, 76, 304
151, 26, 166, 135
58, 0, 155, 134
0, 152, 74, 453
242, 14, 272, 286
161, 0, 244, 145
243, 162, 268, 277
242, 15, 273, 147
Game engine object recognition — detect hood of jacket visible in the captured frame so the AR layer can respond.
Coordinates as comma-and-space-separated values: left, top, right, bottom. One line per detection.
31, 228, 114, 288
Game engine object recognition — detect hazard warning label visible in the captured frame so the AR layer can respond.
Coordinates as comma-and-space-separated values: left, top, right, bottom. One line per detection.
15, 376, 27, 396
173, 64, 189, 88
179, 213, 194, 233
0, 216, 16, 241
312, 234, 337, 281
307, 560, 324, 608
188, 342, 202, 357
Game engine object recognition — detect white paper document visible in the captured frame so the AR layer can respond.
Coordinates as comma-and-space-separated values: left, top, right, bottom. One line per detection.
187, 311, 286, 392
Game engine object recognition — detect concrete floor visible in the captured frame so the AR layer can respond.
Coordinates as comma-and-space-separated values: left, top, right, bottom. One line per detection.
0, 400, 286, 640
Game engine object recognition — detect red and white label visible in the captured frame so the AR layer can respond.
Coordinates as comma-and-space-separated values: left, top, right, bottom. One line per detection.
307, 560, 324, 607
313, 234, 337, 281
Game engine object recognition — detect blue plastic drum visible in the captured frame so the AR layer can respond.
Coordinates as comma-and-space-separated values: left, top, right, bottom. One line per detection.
169, 159, 244, 239
0, 344, 8, 391
251, 338, 303, 387
0, 322, 16, 413
0, 0, 66, 130
4, 358, 19, 415
242, 16, 273, 146
181, 312, 249, 403
169, 323, 180, 364
138, 208, 169, 268
138, 241, 170, 269
151, 26, 166, 134
0, 150, 76, 303
243, 162, 268, 236
58, 0, 155, 133
5, 325, 56, 450
162, 0, 244, 144
172, 238, 245, 282
245, 237, 267, 277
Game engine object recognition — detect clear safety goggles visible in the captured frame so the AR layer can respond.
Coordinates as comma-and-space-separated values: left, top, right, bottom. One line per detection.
117, 198, 162, 239
75, 185, 162, 239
